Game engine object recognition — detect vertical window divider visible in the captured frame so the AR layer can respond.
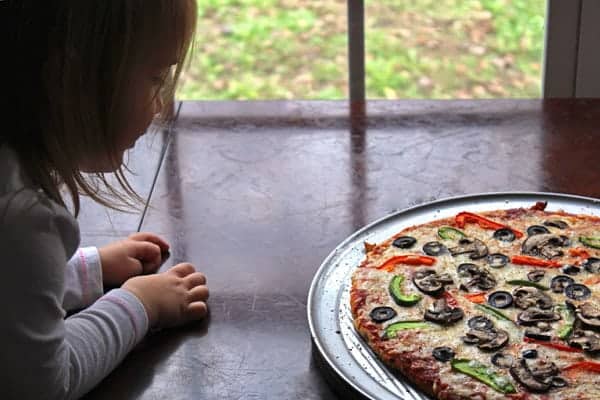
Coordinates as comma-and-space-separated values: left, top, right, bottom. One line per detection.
348, 0, 366, 112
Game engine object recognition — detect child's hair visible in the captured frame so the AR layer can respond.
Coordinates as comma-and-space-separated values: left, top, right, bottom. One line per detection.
0, 1, 197, 215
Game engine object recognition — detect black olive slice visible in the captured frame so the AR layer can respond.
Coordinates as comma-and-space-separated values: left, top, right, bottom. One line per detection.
527, 225, 551, 236
550, 275, 574, 293
422, 241, 446, 256
493, 228, 515, 242
582, 257, 600, 274
564, 284, 591, 301
468, 316, 493, 330
487, 253, 509, 268
393, 236, 417, 249
543, 219, 568, 229
432, 346, 455, 362
369, 306, 396, 323
524, 330, 552, 341
562, 264, 581, 275
491, 352, 514, 368
527, 270, 545, 282
522, 349, 538, 359
488, 291, 513, 309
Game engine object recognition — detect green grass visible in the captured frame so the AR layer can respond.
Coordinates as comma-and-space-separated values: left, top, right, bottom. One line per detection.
178, 0, 546, 100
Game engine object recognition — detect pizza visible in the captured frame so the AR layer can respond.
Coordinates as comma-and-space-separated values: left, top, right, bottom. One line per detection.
350, 201, 600, 400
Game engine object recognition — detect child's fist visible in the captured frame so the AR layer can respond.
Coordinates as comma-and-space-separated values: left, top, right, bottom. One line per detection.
99, 232, 170, 286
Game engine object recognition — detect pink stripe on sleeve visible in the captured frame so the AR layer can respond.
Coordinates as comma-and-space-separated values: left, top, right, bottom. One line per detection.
102, 296, 140, 339
78, 249, 89, 305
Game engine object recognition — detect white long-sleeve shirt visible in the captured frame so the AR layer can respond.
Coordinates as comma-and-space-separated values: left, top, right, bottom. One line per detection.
0, 146, 149, 399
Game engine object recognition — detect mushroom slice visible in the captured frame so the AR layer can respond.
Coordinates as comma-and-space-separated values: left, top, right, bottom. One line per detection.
517, 308, 561, 326
491, 352, 515, 368
449, 238, 489, 260
462, 328, 509, 351
458, 264, 497, 292
510, 361, 552, 393
524, 358, 560, 383
457, 263, 480, 277
513, 287, 553, 310
576, 302, 600, 329
568, 327, 600, 353
527, 269, 545, 282
521, 234, 569, 259
478, 329, 509, 351
412, 269, 453, 296
424, 298, 464, 325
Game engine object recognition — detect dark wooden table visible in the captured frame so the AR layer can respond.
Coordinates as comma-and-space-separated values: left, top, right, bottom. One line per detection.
82, 99, 600, 400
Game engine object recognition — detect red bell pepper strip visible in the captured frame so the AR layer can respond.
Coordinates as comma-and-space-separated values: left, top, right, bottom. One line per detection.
454, 212, 523, 238
562, 361, 600, 373
584, 276, 600, 286
464, 292, 486, 304
523, 337, 583, 353
511, 255, 562, 268
377, 255, 436, 271
569, 247, 591, 258
442, 291, 459, 308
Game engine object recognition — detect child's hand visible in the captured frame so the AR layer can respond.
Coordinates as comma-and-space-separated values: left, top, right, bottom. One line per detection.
99, 232, 170, 286
122, 263, 209, 328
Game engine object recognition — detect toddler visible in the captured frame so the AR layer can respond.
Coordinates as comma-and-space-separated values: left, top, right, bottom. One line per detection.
0, 1, 209, 398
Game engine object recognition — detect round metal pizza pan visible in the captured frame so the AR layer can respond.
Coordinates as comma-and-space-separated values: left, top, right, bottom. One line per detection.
307, 192, 600, 400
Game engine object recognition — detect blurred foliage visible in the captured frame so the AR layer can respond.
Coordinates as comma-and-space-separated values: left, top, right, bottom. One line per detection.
177, 0, 546, 100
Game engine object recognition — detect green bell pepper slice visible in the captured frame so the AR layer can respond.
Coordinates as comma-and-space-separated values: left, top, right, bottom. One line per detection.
475, 304, 513, 323
579, 236, 600, 249
438, 226, 466, 240
451, 359, 516, 394
389, 275, 422, 306
384, 321, 431, 339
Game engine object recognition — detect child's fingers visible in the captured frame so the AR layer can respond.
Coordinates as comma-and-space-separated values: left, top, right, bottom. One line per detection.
128, 232, 170, 252
129, 241, 162, 273
188, 285, 210, 302
184, 272, 207, 289
169, 263, 196, 277
187, 301, 208, 320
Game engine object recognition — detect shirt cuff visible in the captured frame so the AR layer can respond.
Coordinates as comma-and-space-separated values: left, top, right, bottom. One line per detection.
78, 247, 104, 304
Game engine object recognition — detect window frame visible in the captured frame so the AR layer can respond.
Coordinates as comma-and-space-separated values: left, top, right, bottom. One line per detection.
347, 0, 591, 100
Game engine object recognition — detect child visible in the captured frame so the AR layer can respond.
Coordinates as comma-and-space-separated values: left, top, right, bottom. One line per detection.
0, 1, 209, 398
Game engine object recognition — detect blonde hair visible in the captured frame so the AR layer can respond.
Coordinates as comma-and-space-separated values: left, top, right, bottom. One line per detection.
0, 0, 197, 215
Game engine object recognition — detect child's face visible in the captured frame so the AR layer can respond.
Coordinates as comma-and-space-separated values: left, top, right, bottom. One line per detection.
81, 48, 176, 173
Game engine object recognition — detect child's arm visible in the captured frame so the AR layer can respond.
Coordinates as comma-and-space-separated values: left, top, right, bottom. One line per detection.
63, 247, 104, 311
1, 193, 148, 399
